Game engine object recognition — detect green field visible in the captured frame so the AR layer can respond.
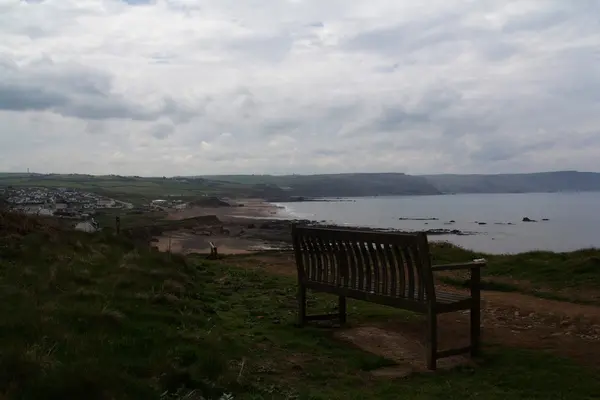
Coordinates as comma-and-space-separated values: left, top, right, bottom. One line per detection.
1, 211, 599, 399
0, 174, 251, 204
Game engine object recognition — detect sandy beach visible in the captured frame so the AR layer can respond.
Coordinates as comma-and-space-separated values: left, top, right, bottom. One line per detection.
166, 198, 284, 221
152, 199, 293, 255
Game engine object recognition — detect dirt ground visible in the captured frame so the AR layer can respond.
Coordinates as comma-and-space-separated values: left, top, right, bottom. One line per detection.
222, 253, 600, 372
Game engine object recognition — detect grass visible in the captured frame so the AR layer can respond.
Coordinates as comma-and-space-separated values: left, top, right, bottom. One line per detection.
1, 213, 599, 399
429, 242, 600, 294
94, 209, 169, 230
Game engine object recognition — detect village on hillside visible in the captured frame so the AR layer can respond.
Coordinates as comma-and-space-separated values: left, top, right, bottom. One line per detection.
0, 187, 134, 232
0, 186, 203, 233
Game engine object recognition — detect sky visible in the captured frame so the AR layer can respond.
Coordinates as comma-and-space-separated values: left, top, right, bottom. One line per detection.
0, 0, 599, 176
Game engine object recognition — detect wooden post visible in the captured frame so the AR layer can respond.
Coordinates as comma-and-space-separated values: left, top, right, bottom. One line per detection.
291, 224, 307, 326
115, 216, 121, 235
209, 241, 218, 258
338, 296, 347, 325
298, 285, 307, 326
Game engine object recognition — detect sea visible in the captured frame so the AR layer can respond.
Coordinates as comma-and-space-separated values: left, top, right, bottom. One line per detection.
273, 192, 600, 254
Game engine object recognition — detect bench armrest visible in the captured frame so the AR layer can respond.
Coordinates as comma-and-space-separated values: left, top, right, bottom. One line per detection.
431, 261, 486, 272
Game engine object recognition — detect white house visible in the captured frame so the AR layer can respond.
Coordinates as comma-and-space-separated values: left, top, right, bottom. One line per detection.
97, 198, 116, 208
37, 208, 55, 217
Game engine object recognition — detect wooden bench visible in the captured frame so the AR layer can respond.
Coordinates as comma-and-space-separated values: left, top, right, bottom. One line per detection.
291, 225, 486, 370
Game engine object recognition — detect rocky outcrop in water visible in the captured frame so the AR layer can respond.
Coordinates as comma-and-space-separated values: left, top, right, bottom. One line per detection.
399, 217, 439, 221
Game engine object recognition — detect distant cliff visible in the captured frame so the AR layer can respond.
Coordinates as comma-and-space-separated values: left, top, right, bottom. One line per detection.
194, 171, 600, 199
421, 171, 600, 194
229, 173, 441, 199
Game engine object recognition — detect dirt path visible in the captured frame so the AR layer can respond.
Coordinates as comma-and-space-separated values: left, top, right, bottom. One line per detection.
222, 253, 600, 368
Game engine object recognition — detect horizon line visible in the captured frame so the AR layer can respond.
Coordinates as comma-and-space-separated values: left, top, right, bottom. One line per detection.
1, 170, 597, 179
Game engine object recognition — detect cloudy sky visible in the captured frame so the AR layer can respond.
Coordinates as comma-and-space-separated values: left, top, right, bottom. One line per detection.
1, 0, 599, 176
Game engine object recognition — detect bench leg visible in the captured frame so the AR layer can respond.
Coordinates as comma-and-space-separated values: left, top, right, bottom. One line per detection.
338, 296, 347, 325
297, 285, 307, 327
470, 302, 481, 357
470, 266, 481, 357
426, 309, 437, 370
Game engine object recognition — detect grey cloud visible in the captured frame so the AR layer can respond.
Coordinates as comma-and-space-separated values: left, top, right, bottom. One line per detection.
226, 33, 293, 63
314, 149, 342, 157
501, 10, 568, 33
85, 121, 105, 135
500, 3, 600, 34
0, 60, 192, 122
150, 123, 175, 140
343, 10, 472, 55
0, 83, 66, 111
470, 138, 557, 164
121, 0, 155, 5
343, 8, 538, 64
376, 108, 429, 131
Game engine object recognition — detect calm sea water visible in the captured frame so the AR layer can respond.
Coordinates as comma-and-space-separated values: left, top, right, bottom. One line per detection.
273, 192, 600, 254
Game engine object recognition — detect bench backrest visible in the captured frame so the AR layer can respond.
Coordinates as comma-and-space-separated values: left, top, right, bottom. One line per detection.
291, 225, 436, 303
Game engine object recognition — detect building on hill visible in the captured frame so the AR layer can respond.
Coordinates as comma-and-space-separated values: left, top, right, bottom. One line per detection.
97, 198, 116, 208
37, 208, 55, 217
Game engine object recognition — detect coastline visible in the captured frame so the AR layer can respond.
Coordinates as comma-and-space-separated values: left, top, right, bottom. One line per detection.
153, 198, 486, 256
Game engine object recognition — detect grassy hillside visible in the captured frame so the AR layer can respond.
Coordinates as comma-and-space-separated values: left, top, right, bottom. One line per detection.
202, 173, 440, 197
423, 171, 600, 194
0, 173, 440, 201
4, 171, 600, 201
1, 212, 600, 399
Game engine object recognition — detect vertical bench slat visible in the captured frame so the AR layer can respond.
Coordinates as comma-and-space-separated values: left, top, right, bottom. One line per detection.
299, 235, 309, 280
297, 234, 307, 279
305, 235, 317, 281
376, 243, 390, 296
392, 244, 406, 297
413, 245, 426, 302
313, 237, 323, 282
329, 237, 340, 286
417, 233, 436, 304
384, 243, 398, 297
350, 240, 365, 291
401, 246, 416, 299
358, 241, 372, 292
328, 237, 337, 286
316, 237, 329, 285
367, 242, 381, 294
332, 238, 344, 287
345, 240, 358, 290
374, 242, 387, 295
292, 226, 306, 282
